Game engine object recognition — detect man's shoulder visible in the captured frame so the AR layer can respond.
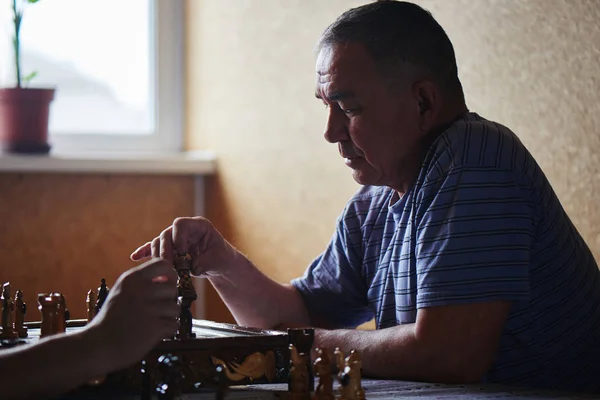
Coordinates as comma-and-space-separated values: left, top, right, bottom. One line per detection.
341, 185, 393, 220
421, 113, 533, 182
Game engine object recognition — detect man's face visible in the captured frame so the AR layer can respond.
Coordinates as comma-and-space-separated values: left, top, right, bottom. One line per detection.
315, 43, 424, 190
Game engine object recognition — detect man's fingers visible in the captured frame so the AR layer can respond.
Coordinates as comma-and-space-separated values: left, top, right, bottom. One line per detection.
151, 237, 161, 258
130, 242, 152, 261
172, 216, 209, 256
159, 227, 175, 261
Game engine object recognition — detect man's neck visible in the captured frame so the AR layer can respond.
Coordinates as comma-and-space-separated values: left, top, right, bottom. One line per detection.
392, 103, 469, 198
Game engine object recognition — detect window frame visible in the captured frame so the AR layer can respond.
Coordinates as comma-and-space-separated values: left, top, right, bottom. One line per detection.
48, 0, 185, 154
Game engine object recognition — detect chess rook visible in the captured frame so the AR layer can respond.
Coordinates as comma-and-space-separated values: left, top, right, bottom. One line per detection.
173, 253, 197, 339
13, 289, 27, 338
0, 282, 17, 340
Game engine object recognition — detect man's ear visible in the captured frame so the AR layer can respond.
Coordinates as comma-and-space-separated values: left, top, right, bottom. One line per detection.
413, 80, 440, 132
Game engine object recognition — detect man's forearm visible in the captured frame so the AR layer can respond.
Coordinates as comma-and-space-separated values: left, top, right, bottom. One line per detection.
316, 325, 483, 384
0, 329, 110, 399
208, 253, 311, 329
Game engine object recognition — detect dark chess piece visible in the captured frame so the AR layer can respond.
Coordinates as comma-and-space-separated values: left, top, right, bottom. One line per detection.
86, 289, 97, 322
174, 253, 197, 339
177, 296, 194, 340
313, 348, 334, 400
38, 293, 60, 338
13, 289, 27, 338
214, 364, 229, 400
95, 278, 110, 314
51, 293, 68, 333
0, 282, 17, 340
155, 353, 184, 400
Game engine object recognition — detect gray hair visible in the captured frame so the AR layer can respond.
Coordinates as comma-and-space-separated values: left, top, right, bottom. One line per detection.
317, 0, 462, 93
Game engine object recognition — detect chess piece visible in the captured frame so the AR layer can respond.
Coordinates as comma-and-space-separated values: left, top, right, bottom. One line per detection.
86, 289, 97, 322
95, 278, 110, 314
38, 293, 61, 338
313, 348, 334, 400
336, 350, 365, 400
174, 253, 197, 339
288, 344, 311, 400
214, 364, 229, 400
13, 289, 27, 338
0, 283, 17, 340
51, 293, 68, 333
155, 353, 184, 400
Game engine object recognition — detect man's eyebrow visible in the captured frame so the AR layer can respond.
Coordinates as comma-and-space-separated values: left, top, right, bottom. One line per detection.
314, 90, 356, 102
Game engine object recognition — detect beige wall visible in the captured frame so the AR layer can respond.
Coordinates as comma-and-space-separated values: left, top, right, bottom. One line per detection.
186, 0, 600, 322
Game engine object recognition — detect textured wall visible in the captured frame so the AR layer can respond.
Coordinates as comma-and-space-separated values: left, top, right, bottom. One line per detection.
0, 174, 194, 320
186, 0, 600, 323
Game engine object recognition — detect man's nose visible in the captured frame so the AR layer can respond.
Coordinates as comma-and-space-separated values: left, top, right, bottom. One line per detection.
323, 108, 348, 144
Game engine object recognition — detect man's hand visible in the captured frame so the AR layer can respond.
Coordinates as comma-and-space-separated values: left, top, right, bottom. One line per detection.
86, 258, 180, 372
130, 217, 238, 278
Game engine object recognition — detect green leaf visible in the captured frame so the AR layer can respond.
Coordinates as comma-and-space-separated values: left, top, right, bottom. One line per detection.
27, 0, 42, 3
22, 71, 37, 86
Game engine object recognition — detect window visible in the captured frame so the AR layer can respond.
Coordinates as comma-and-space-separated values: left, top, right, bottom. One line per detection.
0, 0, 184, 154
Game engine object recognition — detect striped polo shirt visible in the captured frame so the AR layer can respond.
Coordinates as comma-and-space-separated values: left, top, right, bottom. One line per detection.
291, 112, 600, 392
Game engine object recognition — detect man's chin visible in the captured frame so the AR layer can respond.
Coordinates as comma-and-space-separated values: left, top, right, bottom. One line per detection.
351, 169, 381, 186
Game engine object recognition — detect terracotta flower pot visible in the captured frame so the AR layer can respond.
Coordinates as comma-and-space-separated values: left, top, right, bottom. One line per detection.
0, 87, 55, 154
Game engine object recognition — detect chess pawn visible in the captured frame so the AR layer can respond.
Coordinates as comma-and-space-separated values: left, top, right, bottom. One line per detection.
38, 293, 60, 338
289, 344, 311, 400
0, 282, 17, 340
313, 348, 334, 400
86, 289, 97, 322
13, 289, 27, 338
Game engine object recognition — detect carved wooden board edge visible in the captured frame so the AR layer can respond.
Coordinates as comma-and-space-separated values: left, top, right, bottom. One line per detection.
156, 335, 291, 351
192, 319, 287, 336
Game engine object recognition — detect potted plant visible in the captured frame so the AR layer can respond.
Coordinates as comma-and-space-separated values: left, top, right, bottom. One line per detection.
0, 0, 54, 154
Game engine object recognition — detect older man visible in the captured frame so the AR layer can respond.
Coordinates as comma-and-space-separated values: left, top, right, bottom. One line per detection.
132, 0, 600, 393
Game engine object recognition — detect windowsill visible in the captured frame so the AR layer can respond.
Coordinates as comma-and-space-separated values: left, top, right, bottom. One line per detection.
0, 150, 217, 175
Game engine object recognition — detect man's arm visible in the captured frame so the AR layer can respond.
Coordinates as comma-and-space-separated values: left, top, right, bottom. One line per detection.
0, 329, 110, 399
130, 216, 370, 330
209, 254, 511, 384
207, 252, 313, 329
316, 300, 511, 383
